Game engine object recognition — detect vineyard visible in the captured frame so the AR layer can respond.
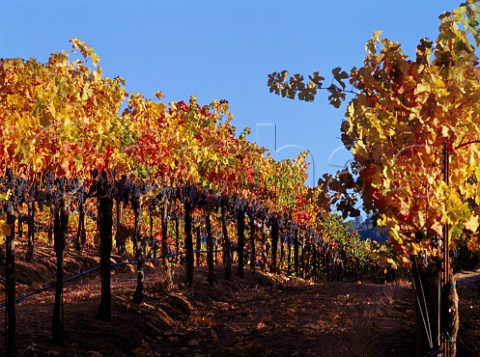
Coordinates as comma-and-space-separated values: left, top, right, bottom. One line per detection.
1, 241, 479, 356
2, 1, 480, 356
0, 39, 388, 356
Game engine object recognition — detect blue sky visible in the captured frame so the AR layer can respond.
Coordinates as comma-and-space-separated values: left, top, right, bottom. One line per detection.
2, 1, 456, 188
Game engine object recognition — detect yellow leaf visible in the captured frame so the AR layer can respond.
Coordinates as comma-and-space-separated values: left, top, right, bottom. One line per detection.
0, 220, 11, 238
430, 221, 443, 235
410, 243, 421, 256
386, 257, 398, 270
399, 200, 410, 217
70, 38, 100, 66
81, 82, 92, 100
464, 215, 479, 232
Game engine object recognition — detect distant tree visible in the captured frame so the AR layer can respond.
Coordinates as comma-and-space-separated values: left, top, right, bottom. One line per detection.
350, 216, 388, 243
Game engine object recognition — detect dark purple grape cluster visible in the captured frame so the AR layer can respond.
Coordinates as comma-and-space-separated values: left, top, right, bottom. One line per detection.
430, 234, 441, 249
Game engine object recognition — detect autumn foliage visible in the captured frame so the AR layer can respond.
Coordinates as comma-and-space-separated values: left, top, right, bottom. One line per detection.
269, 1, 480, 260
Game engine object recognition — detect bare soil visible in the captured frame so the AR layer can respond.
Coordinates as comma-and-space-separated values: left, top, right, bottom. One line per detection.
1, 244, 479, 357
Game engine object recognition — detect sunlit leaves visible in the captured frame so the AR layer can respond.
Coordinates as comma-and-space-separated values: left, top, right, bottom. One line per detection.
1, 38, 331, 239
70, 38, 100, 66
0, 220, 11, 238
440, 0, 480, 46
267, 2, 480, 256
365, 30, 383, 54
342, 3, 480, 255
267, 68, 351, 107
1, 41, 129, 178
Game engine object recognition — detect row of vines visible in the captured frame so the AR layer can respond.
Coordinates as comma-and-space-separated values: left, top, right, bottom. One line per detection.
0, 40, 385, 355
267, 2, 480, 355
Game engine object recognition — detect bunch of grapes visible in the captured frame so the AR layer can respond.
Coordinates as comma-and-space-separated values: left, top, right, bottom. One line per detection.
430, 234, 441, 249
131, 185, 142, 209
203, 191, 221, 211
158, 186, 179, 201
114, 174, 131, 203
267, 213, 281, 228
230, 195, 248, 214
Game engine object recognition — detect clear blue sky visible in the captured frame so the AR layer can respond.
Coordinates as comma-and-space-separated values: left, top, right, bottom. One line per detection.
2, 1, 455, 188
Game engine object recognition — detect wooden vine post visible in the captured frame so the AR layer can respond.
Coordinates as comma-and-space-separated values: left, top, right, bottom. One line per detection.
440, 142, 461, 357
26, 201, 35, 262
205, 212, 215, 286
195, 226, 201, 267
440, 144, 450, 357
293, 228, 299, 276
184, 198, 194, 287
5, 207, 17, 356
52, 199, 69, 345
249, 213, 256, 273
97, 172, 114, 321
270, 217, 279, 273
161, 201, 169, 265
220, 199, 232, 280
133, 188, 145, 303
236, 209, 245, 278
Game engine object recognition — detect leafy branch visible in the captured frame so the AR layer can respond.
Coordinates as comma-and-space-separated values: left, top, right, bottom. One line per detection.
267, 67, 356, 108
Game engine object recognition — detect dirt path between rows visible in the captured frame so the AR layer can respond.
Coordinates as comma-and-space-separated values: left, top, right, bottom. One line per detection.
1, 247, 479, 356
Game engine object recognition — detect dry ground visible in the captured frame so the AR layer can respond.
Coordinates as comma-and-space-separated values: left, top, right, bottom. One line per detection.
0, 243, 479, 357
